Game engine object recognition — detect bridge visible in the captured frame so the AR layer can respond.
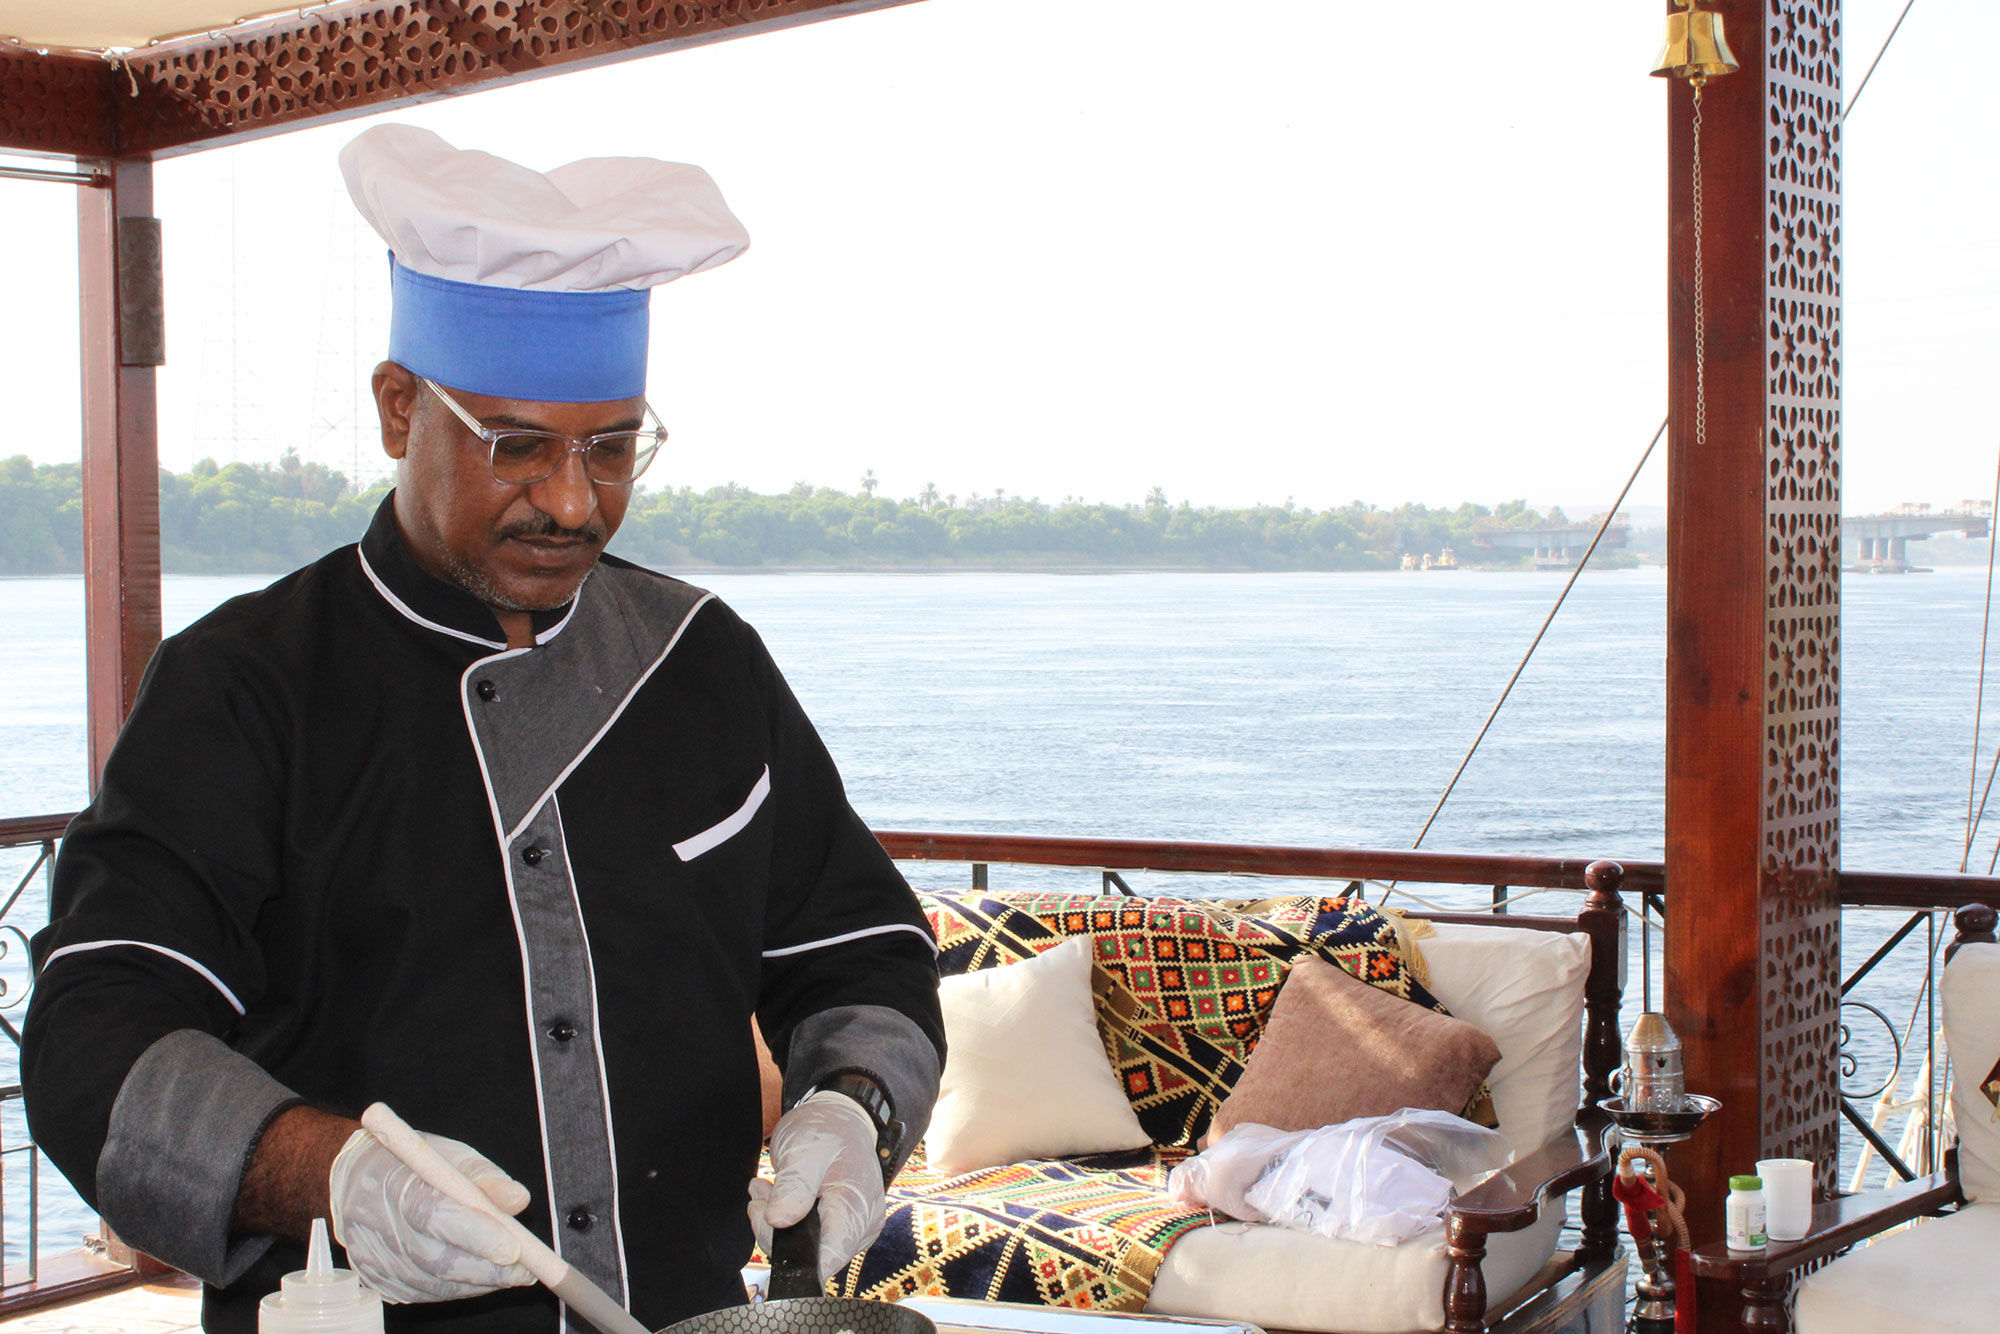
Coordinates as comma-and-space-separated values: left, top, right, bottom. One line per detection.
1472, 520, 1631, 568
1848, 503, 1992, 572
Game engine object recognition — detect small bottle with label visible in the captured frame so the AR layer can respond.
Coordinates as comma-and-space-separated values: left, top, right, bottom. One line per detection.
1725, 1174, 1768, 1252
260, 1218, 384, 1332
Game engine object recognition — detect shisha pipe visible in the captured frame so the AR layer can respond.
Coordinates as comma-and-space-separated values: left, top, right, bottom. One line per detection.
1613, 1145, 1691, 1334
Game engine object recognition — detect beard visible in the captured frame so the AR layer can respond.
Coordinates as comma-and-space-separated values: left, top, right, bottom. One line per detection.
443, 513, 607, 612
441, 550, 596, 612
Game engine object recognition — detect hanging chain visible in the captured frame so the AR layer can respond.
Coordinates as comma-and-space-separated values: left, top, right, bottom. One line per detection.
1691, 83, 1707, 450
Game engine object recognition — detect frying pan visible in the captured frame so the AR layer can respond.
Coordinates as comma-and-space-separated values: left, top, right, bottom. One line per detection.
662, 1203, 933, 1334
361, 1103, 935, 1334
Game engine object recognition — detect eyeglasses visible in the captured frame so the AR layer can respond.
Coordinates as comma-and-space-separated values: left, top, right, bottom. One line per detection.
422, 377, 667, 487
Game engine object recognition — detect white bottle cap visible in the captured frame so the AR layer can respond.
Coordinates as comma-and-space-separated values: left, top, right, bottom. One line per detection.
258, 1219, 385, 1332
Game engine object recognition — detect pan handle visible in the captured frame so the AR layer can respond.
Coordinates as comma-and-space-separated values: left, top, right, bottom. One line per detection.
766, 1202, 824, 1301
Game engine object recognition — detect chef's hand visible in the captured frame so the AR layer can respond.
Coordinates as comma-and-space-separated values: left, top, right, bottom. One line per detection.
749, 1090, 885, 1285
328, 1126, 537, 1304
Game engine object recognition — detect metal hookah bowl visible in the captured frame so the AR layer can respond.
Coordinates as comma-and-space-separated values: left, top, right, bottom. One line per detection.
1622, 1011, 1687, 1113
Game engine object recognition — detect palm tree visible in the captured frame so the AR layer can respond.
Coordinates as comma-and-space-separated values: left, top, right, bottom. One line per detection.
1145, 486, 1168, 511
918, 482, 940, 510
860, 469, 878, 497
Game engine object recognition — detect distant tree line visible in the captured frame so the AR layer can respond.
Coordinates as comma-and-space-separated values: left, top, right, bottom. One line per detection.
0, 453, 389, 575
0, 453, 1610, 575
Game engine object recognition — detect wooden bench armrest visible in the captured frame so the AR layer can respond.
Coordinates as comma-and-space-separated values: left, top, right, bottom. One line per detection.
1447, 1117, 1614, 1234
1688, 1170, 1965, 1283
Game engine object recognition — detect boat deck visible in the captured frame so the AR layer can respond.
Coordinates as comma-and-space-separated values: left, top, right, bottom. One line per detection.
0, 1278, 199, 1332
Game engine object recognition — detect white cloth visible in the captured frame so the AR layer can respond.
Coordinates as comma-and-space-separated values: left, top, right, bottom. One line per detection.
340, 124, 749, 293
1168, 1113, 1511, 1247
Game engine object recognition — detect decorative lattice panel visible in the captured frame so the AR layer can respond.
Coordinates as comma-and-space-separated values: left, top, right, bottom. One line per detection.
1760, 0, 1842, 1177
116, 0, 912, 156
0, 46, 113, 157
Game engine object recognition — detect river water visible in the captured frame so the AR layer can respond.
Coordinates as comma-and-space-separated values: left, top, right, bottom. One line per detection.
1, 565, 1988, 1260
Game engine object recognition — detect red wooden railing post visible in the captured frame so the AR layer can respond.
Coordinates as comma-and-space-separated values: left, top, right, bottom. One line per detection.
1661, 1, 1844, 1318
78, 157, 165, 791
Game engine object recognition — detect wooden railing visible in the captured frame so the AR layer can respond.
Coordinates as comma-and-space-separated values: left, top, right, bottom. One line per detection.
0, 814, 68, 849
876, 830, 2000, 915
875, 830, 1669, 896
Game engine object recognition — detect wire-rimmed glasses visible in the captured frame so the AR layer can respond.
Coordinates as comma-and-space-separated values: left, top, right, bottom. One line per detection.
422, 377, 666, 487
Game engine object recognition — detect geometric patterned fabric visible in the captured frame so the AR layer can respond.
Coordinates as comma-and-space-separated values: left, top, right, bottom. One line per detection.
832, 892, 1486, 1314
918, 891, 1487, 1148
833, 1145, 1207, 1313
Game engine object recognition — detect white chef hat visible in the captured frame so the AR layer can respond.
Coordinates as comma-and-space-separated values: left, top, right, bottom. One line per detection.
339, 124, 749, 403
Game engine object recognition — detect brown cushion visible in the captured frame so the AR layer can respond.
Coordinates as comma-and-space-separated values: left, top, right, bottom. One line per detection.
1207, 956, 1501, 1142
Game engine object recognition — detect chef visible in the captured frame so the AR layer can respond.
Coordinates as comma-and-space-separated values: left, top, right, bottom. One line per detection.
22, 125, 944, 1334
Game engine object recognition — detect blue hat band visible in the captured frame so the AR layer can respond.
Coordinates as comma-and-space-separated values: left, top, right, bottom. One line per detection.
386, 258, 650, 402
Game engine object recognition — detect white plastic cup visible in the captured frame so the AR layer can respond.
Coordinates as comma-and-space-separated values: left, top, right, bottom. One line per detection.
1756, 1158, 1813, 1242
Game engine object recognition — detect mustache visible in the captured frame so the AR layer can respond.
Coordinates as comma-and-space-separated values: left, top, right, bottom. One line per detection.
498, 513, 608, 544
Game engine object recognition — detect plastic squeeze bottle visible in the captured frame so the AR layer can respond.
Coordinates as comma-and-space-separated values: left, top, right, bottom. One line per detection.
259, 1218, 385, 1332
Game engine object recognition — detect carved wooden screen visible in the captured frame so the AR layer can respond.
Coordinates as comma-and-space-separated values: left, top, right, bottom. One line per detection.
0, 0, 917, 159
1760, 0, 1842, 1176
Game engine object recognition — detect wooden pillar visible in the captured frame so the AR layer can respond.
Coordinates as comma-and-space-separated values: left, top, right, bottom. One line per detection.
1663, 0, 1842, 1266
79, 158, 164, 788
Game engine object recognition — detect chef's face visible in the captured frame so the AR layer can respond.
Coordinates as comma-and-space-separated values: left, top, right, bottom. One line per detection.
373, 361, 637, 623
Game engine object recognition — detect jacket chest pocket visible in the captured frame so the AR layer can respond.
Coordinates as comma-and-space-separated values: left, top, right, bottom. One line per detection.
673, 764, 771, 862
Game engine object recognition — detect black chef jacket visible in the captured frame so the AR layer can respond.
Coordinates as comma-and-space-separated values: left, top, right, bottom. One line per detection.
23, 496, 945, 1334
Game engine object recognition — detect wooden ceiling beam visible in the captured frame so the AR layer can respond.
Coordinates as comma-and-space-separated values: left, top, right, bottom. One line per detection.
109, 0, 924, 159
0, 45, 116, 158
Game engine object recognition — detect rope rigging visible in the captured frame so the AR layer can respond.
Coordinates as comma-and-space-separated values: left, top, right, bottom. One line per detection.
1416, 1, 1928, 853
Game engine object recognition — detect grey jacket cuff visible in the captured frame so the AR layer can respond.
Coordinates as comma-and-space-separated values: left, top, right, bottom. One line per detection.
781, 1004, 941, 1176
97, 1029, 302, 1285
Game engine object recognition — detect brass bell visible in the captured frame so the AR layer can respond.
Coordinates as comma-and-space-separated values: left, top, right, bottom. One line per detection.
1651, 0, 1739, 86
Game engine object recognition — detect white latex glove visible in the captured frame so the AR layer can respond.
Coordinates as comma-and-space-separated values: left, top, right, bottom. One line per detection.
748, 1090, 886, 1284
328, 1126, 537, 1304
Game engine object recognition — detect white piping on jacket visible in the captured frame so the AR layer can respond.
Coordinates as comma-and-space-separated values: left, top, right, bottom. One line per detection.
360, 546, 582, 649
761, 922, 939, 959
358, 548, 509, 650
42, 939, 247, 1015
532, 588, 582, 645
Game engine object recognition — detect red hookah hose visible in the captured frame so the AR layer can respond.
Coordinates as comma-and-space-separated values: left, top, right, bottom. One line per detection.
1614, 1144, 1694, 1334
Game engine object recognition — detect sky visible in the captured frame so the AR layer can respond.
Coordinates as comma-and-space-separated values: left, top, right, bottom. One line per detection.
2, 0, 1994, 517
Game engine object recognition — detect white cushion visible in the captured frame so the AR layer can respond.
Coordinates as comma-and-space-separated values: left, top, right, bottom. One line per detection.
1944, 943, 2000, 1203
927, 937, 1150, 1175
1796, 1201, 2000, 1334
1416, 921, 1592, 1155
1147, 1199, 1562, 1333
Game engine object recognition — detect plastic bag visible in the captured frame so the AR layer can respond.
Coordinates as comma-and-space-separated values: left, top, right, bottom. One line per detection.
1167, 1110, 1512, 1246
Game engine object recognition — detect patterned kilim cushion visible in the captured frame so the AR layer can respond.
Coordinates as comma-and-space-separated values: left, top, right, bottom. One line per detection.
833, 1146, 1207, 1312
917, 892, 1489, 1147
